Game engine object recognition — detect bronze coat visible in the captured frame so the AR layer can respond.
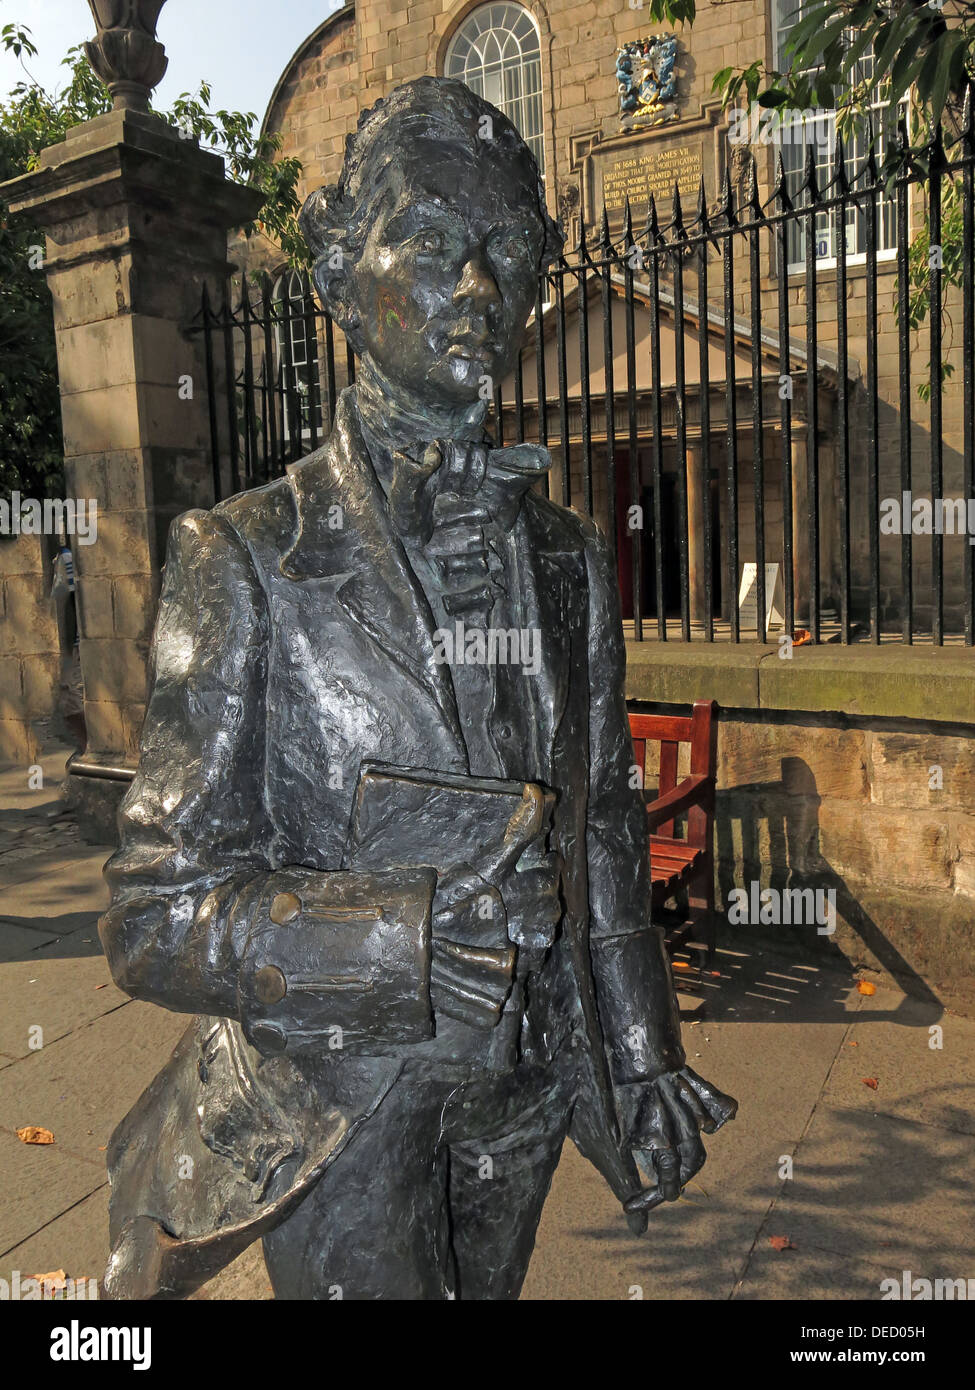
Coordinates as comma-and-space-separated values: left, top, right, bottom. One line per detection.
99, 389, 685, 1299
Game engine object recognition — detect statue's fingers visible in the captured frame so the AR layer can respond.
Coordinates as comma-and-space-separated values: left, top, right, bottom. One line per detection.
623, 1183, 670, 1215
452, 440, 488, 495
679, 1067, 739, 1129
420, 442, 444, 477
651, 1146, 683, 1202
674, 1072, 716, 1133
660, 1083, 707, 1181
630, 1088, 675, 1165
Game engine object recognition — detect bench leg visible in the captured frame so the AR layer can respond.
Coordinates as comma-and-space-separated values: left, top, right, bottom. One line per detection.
687, 858, 716, 965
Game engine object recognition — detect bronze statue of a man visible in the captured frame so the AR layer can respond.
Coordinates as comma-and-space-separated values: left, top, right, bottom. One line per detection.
99, 77, 735, 1301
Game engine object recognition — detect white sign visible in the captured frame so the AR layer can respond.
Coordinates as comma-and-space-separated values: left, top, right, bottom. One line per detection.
738, 562, 784, 632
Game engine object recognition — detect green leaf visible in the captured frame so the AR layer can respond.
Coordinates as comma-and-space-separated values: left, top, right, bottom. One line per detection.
784, 3, 837, 61
887, 43, 924, 111
918, 40, 949, 124
929, 35, 962, 127
791, 10, 856, 69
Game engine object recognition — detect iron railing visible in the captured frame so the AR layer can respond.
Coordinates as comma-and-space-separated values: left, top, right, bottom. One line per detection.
192, 113, 975, 646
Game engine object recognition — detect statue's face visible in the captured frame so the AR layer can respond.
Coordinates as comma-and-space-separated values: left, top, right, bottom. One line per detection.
347, 131, 546, 405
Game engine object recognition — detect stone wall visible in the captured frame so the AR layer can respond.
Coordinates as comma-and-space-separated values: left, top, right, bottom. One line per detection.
627, 644, 975, 1015
0, 534, 60, 766
713, 712, 975, 1004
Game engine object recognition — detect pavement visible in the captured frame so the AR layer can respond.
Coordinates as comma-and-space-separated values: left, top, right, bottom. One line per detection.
1, 747, 972, 1301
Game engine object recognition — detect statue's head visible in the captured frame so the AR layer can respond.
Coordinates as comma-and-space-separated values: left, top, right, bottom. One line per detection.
300, 77, 563, 408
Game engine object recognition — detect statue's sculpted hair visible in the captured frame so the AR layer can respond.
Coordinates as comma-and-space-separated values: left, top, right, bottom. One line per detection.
299, 76, 563, 271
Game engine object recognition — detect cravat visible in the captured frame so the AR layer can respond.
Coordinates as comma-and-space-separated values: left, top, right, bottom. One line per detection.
389, 439, 550, 620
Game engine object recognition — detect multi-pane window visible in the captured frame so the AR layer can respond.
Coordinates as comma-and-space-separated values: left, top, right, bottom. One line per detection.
273, 269, 322, 437
445, 3, 545, 175
774, 0, 903, 269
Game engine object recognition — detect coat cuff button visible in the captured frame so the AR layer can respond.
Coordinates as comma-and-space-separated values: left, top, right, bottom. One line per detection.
254, 964, 288, 1005
269, 891, 302, 925
250, 1021, 288, 1055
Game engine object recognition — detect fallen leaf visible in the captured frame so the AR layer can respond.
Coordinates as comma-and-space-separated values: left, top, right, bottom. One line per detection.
672, 961, 692, 971
94, 983, 108, 991
848, 1040, 859, 1047
97, 1145, 106, 1151
710, 970, 721, 977
857, 980, 877, 996
862, 1077, 879, 1090
17, 1125, 54, 1145
769, 1235, 796, 1252
32, 1269, 67, 1293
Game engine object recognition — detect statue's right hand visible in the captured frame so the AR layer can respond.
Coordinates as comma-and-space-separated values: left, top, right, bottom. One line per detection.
430, 864, 515, 1029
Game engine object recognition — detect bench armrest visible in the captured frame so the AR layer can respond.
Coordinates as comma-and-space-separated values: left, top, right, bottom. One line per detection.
645, 773, 709, 831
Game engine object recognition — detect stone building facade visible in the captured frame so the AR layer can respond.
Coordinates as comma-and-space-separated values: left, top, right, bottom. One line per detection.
240, 0, 971, 638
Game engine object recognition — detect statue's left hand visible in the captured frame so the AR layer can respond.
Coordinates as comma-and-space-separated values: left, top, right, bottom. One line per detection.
616, 1066, 737, 1215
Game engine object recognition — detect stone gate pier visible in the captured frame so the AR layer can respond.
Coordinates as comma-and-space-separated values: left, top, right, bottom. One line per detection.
2, 107, 261, 831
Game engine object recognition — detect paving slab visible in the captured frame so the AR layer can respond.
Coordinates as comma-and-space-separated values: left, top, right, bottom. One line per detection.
733, 1103, 975, 1300
1, 1184, 108, 1293
0, 850, 111, 967
0, 844, 110, 894
0, 1000, 187, 1167
823, 992, 975, 1136
680, 940, 859, 1026
192, 1242, 274, 1301
0, 1129, 104, 1257
521, 1000, 855, 1300
734, 1242, 904, 1301
0, 953, 129, 1060
0, 920, 61, 965
0, 749, 71, 813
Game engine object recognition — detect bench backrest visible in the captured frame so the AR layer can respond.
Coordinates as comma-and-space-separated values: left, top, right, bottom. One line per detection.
628, 699, 718, 844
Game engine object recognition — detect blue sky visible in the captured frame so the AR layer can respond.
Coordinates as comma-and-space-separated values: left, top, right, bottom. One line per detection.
1, 0, 344, 123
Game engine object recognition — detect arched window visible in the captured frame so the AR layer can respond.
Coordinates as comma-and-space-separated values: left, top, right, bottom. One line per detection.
445, 3, 545, 175
273, 269, 323, 438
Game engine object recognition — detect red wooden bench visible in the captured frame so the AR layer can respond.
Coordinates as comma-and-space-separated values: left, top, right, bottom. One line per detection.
628, 699, 719, 963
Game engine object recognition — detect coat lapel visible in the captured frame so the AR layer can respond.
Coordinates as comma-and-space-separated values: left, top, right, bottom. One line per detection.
518, 494, 587, 779
279, 389, 465, 756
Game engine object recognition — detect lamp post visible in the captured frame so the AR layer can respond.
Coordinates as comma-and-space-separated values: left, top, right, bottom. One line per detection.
83, 1, 169, 112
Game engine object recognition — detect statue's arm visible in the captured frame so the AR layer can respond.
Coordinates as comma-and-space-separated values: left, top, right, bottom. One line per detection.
98, 510, 435, 1053
581, 517, 736, 1209
580, 514, 686, 1083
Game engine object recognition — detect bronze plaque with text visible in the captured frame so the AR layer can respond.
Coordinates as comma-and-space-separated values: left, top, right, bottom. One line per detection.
599, 141, 704, 220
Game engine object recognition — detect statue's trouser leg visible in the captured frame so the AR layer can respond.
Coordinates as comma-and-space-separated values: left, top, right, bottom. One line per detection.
443, 1052, 578, 1300
261, 1049, 579, 1300
262, 1075, 453, 1299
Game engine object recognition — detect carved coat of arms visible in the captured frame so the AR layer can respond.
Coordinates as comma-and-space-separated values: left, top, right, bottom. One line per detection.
616, 36, 679, 129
